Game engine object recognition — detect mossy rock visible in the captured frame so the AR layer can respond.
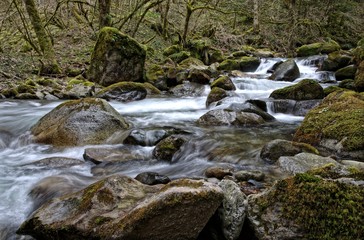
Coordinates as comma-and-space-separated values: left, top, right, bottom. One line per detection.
238, 57, 260, 72
87, 27, 146, 86
208, 48, 225, 64
16, 83, 36, 94
323, 86, 345, 96
96, 82, 147, 102
31, 98, 130, 146
338, 79, 356, 91
210, 75, 236, 91
145, 64, 165, 83
217, 59, 240, 71
269, 79, 324, 100
206, 87, 228, 107
248, 173, 364, 239
354, 61, 364, 92
187, 69, 211, 85
1, 88, 18, 98
66, 78, 94, 90
168, 51, 191, 63
294, 91, 364, 158
179, 57, 205, 69
353, 39, 364, 63
296, 40, 340, 57
335, 65, 357, 81
163, 44, 182, 56
152, 135, 187, 162
15, 93, 38, 100
321, 51, 352, 71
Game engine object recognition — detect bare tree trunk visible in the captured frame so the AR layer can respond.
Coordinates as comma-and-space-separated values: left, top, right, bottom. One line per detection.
253, 0, 259, 32
23, 0, 61, 74
99, 0, 111, 29
162, 0, 170, 39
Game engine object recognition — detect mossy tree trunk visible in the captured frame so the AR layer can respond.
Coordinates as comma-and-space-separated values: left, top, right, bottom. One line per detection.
23, 0, 61, 75
253, 0, 259, 32
98, 0, 111, 29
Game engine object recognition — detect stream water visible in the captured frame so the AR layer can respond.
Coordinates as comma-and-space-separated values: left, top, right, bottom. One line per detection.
0, 56, 333, 239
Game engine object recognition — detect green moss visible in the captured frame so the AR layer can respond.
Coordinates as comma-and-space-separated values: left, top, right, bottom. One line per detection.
296, 43, 323, 57
145, 64, 165, 82
217, 59, 240, 71
1, 88, 18, 98
96, 82, 146, 95
17, 83, 35, 94
78, 180, 105, 213
168, 51, 191, 63
25, 79, 36, 86
179, 57, 205, 68
270, 79, 324, 100
67, 78, 94, 90
294, 91, 364, 151
323, 86, 345, 96
210, 75, 235, 91
163, 45, 182, 56
93, 216, 112, 226
206, 87, 228, 106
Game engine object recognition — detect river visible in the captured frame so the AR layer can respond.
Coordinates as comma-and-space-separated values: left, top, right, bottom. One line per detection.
0, 56, 333, 239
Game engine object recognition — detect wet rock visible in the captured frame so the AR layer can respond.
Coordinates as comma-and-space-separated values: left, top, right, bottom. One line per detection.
218, 57, 260, 72
135, 172, 170, 185
211, 75, 236, 91
29, 157, 84, 168
234, 170, 265, 181
83, 146, 147, 164
225, 102, 275, 121
246, 99, 267, 112
278, 153, 338, 175
17, 176, 224, 240
169, 82, 206, 97
217, 180, 247, 240
153, 135, 187, 161
260, 139, 319, 164
320, 51, 352, 71
0, 130, 12, 149
206, 87, 228, 107
31, 98, 130, 146
87, 27, 146, 86
292, 99, 321, 116
335, 65, 357, 81
178, 57, 206, 69
270, 79, 324, 100
338, 79, 356, 90
269, 59, 300, 82
247, 172, 363, 240
296, 40, 340, 57
197, 109, 265, 127
294, 91, 364, 161
204, 166, 233, 179
187, 68, 211, 84
96, 82, 147, 102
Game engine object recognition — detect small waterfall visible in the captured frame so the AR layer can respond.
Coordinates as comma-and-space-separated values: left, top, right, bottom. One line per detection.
255, 58, 283, 74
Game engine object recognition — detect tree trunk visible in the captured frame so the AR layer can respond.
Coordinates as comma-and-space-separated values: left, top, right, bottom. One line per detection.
253, 0, 259, 32
23, 0, 61, 75
99, 0, 111, 29
182, 2, 193, 46
162, 0, 170, 39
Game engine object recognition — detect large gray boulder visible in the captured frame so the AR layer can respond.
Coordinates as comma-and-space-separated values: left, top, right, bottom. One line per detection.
197, 109, 265, 126
31, 98, 130, 146
17, 175, 224, 240
269, 59, 300, 82
87, 27, 146, 86
95, 82, 147, 102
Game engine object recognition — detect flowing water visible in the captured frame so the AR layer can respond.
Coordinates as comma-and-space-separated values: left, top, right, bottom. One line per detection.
0, 56, 332, 239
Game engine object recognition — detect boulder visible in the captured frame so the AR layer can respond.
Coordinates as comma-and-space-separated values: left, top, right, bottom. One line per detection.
234, 170, 265, 182
269, 79, 324, 100
278, 153, 338, 175
169, 51, 191, 63
320, 51, 352, 71
83, 146, 147, 164
197, 109, 265, 127
210, 75, 236, 91
163, 44, 182, 56
152, 135, 187, 161
145, 64, 165, 85
338, 79, 356, 90
28, 157, 84, 168
169, 82, 207, 97
123, 128, 173, 146
204, 166, 233, 179
294, 91, 364, 161
31, 98, 130, 146
218, 57, 260, 72
135, 172, 170, 185
87, 27, 146, 86
17, 175, 224, 240
354, 61, 364, 92
187, 68, 211, 84
247, 172, 364, 239
260, 139, 319, 164
179, 57, 206, 69
224, 102, 275, 121
206, 87, 228, 107
335, 65, 357, 81
269, 59, 300, 82
296, 40, 340, 57
96, 82, 147, 102
323, 86, 344, 96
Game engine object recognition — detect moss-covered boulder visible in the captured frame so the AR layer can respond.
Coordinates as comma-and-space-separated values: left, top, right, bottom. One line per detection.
197, 109, 265, 126
211, 75, 236, 91
87, 27, 146, 86
320, 51, 352, 71
260, 139, 319, 164
145, 64, 165, 83
178, 57, 206, 69
163, 44, 182, 56
335, 65, 357, 81
354, 61, 364, 92
247, 171, 364, 240
187, 68, 211, 84
17, 175, 224, 240
218, 57, 260, 72
31, 98, 130, 146
296, 40, 340, 57
153, 135, 187, 162
294, 91, 364, 160
168, 51, 191, 63
269, 79, 324, 100
338, 79, 356, 90
206, 87, 228, 107
323, 85, 345, 96
96, 82, 147, 102
269, 59, 300, 82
